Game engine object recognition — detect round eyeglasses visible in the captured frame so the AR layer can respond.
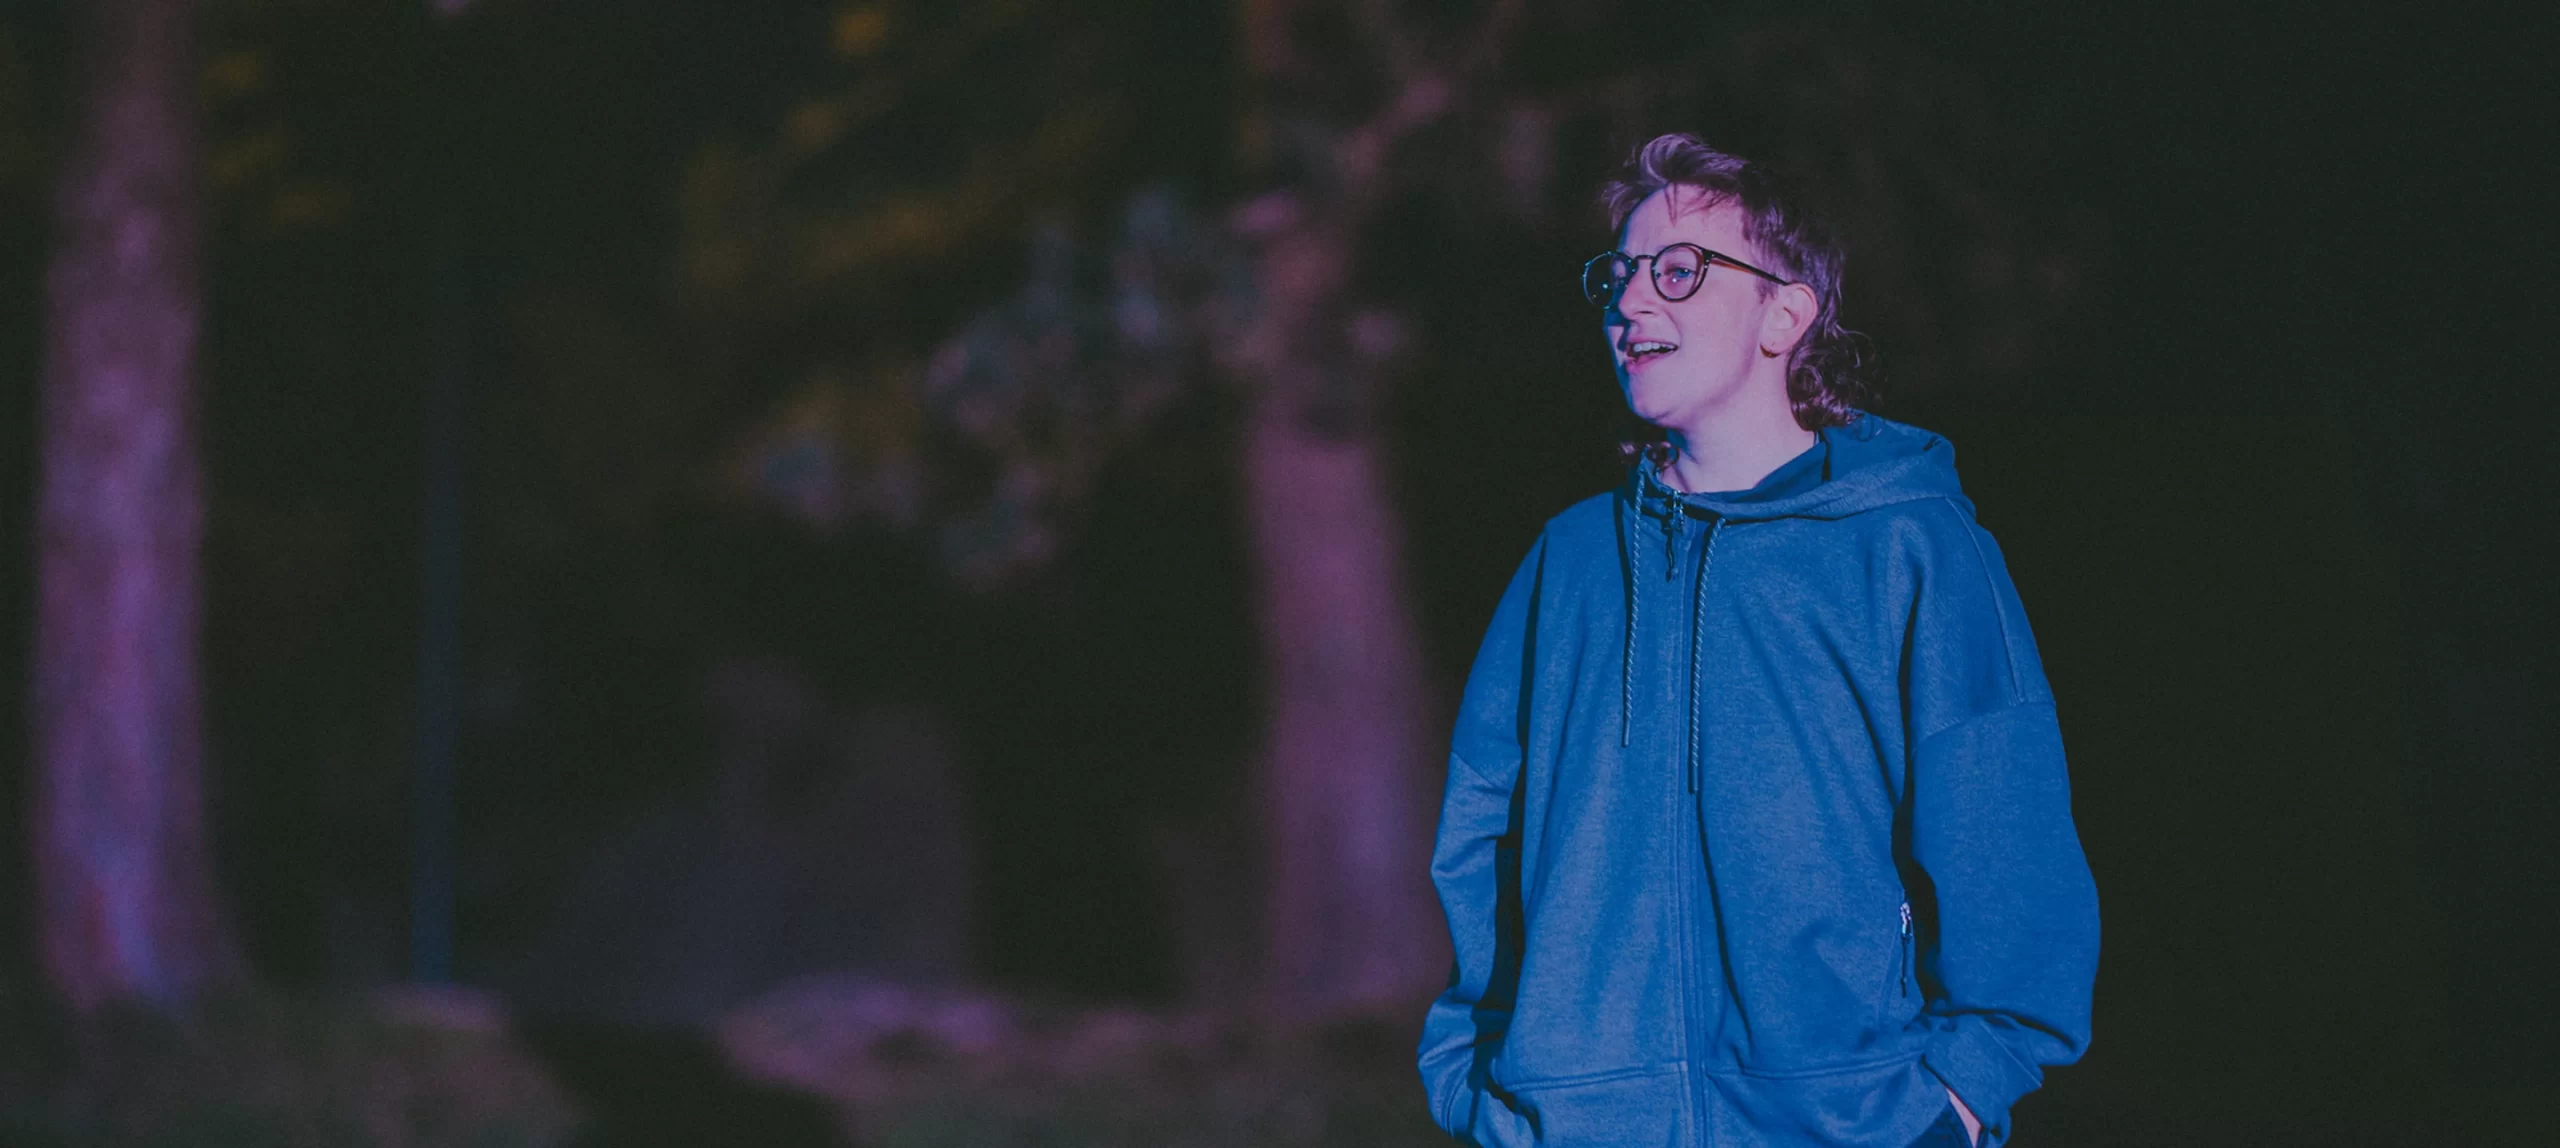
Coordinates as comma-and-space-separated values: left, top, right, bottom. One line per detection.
1582, 242, 1793, 308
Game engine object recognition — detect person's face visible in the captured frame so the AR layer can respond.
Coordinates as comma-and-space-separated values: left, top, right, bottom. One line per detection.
1603, 188, 1785, 433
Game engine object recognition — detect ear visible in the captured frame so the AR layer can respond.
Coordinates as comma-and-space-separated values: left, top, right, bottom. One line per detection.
1759, 282, 1819, 358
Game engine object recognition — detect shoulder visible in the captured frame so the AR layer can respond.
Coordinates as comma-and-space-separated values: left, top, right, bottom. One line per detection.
1469, 488, 1627, 613
1893, 499, 2053, 714
1491, 488, 1634, 597
1845, 496, 2005, 577
1540, 487, 1624, 552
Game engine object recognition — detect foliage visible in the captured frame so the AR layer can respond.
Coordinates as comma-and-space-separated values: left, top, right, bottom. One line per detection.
674, 0, 1242, 587
695, 0, 2108, 587
720, 189, 1251, 586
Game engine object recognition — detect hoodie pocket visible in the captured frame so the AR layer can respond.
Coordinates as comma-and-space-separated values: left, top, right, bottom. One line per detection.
1875, 901, 1914, 1030
1502, 1063, 1687, 1147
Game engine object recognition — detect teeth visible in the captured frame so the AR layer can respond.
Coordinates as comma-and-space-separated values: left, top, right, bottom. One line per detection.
1628, 340, 1677, 356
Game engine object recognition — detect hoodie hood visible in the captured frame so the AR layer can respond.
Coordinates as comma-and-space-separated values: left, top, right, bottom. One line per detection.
1612, 412, 1980, 761
1623, 411, 1974, 524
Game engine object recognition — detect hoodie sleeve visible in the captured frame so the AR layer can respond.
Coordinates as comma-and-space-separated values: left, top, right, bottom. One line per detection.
1904, 509, 2101, 1148
1416, 532, 1545, 1143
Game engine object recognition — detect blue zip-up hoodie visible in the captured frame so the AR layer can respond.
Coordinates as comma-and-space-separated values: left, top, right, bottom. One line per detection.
1417, 413, 2098, 1148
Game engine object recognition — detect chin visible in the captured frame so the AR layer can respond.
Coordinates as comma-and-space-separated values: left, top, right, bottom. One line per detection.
1621, 375, 1690, 428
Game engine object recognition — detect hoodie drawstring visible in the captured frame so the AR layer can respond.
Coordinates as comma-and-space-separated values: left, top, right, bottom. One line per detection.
1621, 513, 1638, 748
1622, 473, 1725, 774
1622, 476, 1675, 746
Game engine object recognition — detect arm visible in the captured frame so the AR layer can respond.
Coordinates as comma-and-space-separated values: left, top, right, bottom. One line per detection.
1416, 534, 1545, 1141
1911, 702, 2093, 1145
1906, 516, 2101, 1148
1418, 748, 1524, 1137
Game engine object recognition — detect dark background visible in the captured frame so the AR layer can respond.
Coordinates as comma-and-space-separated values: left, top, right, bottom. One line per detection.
2, 1, 2554, 1144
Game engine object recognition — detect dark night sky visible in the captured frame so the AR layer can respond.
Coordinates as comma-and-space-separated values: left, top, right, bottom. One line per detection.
2, 2, 2555, 1143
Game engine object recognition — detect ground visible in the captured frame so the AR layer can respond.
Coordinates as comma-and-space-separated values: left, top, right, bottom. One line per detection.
0, 979, 1451, 1148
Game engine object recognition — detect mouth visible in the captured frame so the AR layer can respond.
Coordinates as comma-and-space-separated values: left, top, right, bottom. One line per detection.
1621, 339, 1678, 367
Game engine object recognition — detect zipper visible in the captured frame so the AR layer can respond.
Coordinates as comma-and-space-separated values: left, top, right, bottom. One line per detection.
1661, 487, 1683, 581
1681, 517, 1724, 1144
1897, 901, 1914, 997
1681, 786, 1715, 1143
1685, 518, 1724, 794
1651, 479, 1725, 1144
1675, 786, 1706, 1143
1655, 545, 1707, 1145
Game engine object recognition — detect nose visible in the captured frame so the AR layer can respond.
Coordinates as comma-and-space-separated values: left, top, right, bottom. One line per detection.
1609, 276, 1662, 325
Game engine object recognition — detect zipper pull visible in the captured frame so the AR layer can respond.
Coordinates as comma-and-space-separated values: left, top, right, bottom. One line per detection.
1898, 902, 1914, 996
1663, 494, 1680, 581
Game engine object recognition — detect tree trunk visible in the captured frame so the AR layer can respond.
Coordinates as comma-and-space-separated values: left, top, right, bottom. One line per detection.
30, 0, 231, 1012
1234, 218, 1445, 1017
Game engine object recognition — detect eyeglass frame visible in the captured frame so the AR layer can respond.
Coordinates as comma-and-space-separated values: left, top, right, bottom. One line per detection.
1582, 242, 1794, 308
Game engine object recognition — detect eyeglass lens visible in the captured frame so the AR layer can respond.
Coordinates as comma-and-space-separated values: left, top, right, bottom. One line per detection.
1585, 245, 1708, 307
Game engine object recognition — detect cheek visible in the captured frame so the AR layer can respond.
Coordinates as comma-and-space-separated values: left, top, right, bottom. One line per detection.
1682, 310, 1749, 362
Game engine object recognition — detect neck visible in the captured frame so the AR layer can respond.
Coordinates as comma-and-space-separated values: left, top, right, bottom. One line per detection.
1658, 381, 1816, 494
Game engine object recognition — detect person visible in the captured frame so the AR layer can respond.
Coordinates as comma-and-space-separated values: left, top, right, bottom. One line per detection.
1414, 134, 2099, 1148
